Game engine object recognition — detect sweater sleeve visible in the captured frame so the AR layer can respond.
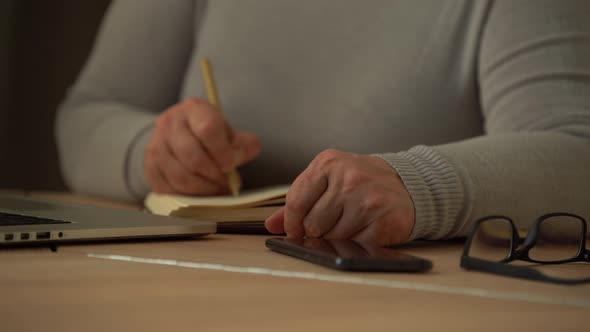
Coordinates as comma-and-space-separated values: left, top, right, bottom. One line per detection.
378, 0, 590, 240
55, 0, 199, 201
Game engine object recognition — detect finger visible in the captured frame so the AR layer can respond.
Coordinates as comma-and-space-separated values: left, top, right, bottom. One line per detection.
323, 191, 371, 239
144, 159, 175, 194
329, 239, 369, 258
231, 130, 262, 166
158, 141, 228, 195
351, 216, 407, 247
324, 189, 391, 240
185, 100, 236, 173
265, 206, 286, 234
284, 170, 328, 238
352, 240, 389, 256
168, 119, 227, 187
300, 185, 343, 238
350, 222, 380, 245
304, 238, 338, 255
322, 205, 367, 240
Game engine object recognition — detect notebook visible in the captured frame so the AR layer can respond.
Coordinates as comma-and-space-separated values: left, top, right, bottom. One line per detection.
0, 193, 216, 246
144, 185, 290, 233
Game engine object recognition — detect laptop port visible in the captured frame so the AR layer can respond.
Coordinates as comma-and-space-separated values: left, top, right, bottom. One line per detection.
4, 234, 13, 241
36, 232, 51, 240
20, 233, 30, 240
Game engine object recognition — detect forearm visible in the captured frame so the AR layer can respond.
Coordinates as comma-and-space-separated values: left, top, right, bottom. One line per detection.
56, 95, 156, 201
437, 132, 590, 237
379, 131, 590, 240
55, 0, 197, 200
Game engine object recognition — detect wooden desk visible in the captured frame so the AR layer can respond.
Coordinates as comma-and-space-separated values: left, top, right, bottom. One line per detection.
1, 194, 589, 331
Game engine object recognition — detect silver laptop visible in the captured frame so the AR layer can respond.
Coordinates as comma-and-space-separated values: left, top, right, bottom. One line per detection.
0, 193, 216, 245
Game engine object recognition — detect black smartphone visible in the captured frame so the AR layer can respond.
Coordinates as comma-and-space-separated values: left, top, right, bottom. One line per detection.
265, 237, 432, 272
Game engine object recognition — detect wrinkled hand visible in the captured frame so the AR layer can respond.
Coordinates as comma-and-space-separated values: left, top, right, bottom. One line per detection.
265, 149, 415, 246
145, 98, 261, 195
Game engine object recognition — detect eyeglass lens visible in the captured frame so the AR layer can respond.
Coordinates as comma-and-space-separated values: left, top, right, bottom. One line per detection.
531, 216, 590, 279
469, 218, 513, 262
528, 215, 584, 262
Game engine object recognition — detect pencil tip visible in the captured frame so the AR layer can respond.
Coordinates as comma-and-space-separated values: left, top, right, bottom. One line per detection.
228, 171, 242, 196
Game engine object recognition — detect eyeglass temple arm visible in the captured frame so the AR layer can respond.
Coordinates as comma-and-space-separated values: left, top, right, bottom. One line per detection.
461, 256, 590, 285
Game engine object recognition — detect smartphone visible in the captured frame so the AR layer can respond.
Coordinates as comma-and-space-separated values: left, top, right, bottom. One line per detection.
265, 237, 432, 272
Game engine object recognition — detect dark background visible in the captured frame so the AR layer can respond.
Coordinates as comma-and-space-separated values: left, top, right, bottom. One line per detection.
0, 0, 110, 191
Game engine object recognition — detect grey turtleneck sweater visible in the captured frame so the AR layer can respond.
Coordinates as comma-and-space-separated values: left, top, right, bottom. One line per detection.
56, 0, 590, 240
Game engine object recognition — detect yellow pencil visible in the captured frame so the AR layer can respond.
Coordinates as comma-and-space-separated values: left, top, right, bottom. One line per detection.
200, 58, 242, 196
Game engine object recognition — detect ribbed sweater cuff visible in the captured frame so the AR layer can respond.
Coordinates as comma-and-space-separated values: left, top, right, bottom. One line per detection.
125, 122, 155, 200
376, 145, 464, 240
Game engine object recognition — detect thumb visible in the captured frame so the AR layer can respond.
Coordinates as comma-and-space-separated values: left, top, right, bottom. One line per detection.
265, 206, 286, 234
232, 130, 261, 166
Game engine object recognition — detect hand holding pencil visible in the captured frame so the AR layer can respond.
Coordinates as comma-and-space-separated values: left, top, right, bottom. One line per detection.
143, 60, 261, 196
200, 58, 242, 196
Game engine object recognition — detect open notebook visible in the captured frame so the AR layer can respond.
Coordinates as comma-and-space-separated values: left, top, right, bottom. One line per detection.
144, 185, 290, 233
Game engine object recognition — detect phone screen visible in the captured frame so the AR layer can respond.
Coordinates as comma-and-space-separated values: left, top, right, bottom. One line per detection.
265, 237, 432, 272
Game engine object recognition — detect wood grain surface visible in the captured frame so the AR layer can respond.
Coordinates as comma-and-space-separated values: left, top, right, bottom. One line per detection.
0, 193, 588, 331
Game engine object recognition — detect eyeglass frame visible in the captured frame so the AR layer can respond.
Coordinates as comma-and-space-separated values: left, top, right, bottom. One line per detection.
460, 212, 590, 285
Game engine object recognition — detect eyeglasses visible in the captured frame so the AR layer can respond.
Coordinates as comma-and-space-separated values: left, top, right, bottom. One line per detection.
461, 212, 590, 285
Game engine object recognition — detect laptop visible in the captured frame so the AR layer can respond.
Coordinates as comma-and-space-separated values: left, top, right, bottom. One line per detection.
0, 193, 216, 246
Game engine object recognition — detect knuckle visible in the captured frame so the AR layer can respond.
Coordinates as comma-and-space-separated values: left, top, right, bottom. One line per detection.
180, 97, 202, 108
286, 198, 305, 216
242, 135, 262, 156
316, 149, 342, 167
321, 148, 341, 157
342, 168, 368, 192
183, 98, 198, 106
302, 218, 321, 238
154, 114, 172, 134
360, 194, 388, 214
195, 117, 221, 141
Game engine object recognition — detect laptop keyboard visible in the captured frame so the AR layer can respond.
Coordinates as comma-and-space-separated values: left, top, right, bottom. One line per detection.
0, 212, 70, 226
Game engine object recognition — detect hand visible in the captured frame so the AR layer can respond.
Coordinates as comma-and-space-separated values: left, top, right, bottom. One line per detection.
265, 149, 415, 246
145, 98, 261, 195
